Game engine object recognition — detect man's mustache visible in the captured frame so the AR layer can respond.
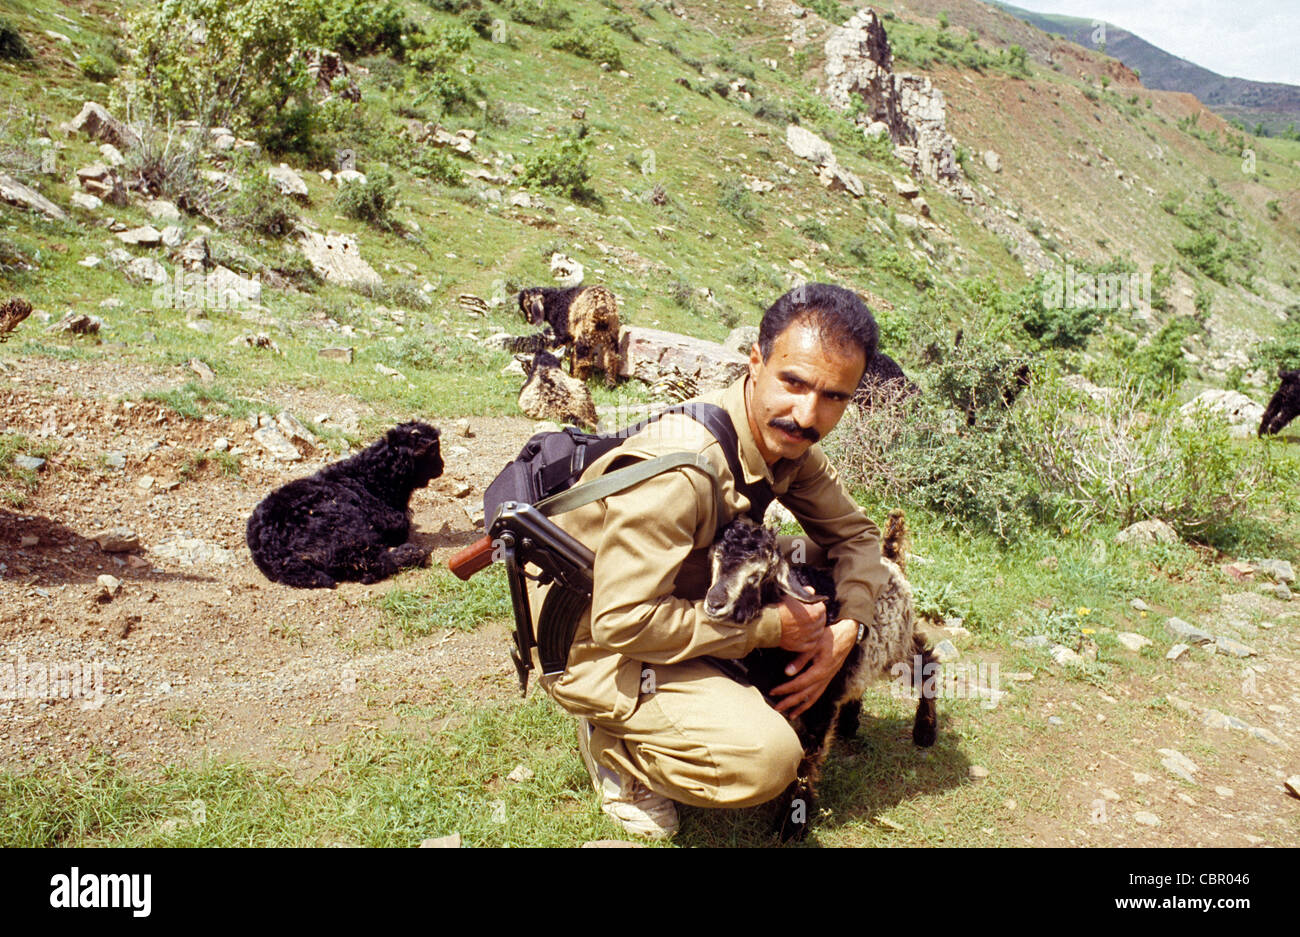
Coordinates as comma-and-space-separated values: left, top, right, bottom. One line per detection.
769, 418, 819, 443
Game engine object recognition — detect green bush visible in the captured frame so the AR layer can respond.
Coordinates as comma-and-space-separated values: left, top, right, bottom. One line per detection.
1259, 305, 1300, 373
317, 0, 405, 58
550, 28, 622, 69
1131, 317, 1198, 386
335, 167, 398, 229
1174, 231, 1228, 282
505, 0, 572, 29
0, 18, 31, 61
77, 52, 119, 82
717, 179, 760, 227
224, 170, 297, 237
410, 147, 464, 185
405, 23, 475, 109
520, 135, 592, 200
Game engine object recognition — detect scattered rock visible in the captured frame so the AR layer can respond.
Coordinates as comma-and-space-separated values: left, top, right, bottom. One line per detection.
982, 150, 1002, 173
618, 326, 747, 394
1214, 636, 1256, 658
1201, 709, 1250, 731
581, 840, 645, 848
1259, 582, 1292, 601
188, 358, 215, 384
123, 256, 168, 286
267, 164, 309, 200
74, 162, 126, 205
452, 419, 473, 438
505, 764, 534, 783
932, 639, 960, 663
1132, 772, 1153, 784
1049, 645, 1084, 666
724, 325, 760, 356
136, 475, 155, 491
67, 101, 140, 151
13, 454, 45, 471
117, 225, 164, 247
143, 199, 181, 223
967, 765, 988, 780
96, 574, 122, 598
1254, 558, 1296, 584
1015, 635, 1049, 649
0, 172, 69, 222
1099, 788, 1120, 801
152, 538, 237, 566
1180, 390, 1264, 439
1133, 811, 1160, 827
160, 226, 183, 249
212, 438, 230, 453
1157, 749, 1198, 783
95, 528, 139, 552
1166, 643, 1190, 660
419, 833, 461, 848
48, 313, 102, 335
1250, 727, 1282, 746
318, 346, 355, 364
275, 411, 318, 448
1215, 786, 1235, 797
299, 230, 382, 287
207, 265, 262, 305
1047, 715, 1064, 725
549, 252, 584, 286
70, 192, 102, 211
229, 332, 282, 354
1165, 617, 1213, 645
1116, 519, 1179, 547
1116, 632, 1152, 652
335, 169, 368, 187
253, 426, 303, 462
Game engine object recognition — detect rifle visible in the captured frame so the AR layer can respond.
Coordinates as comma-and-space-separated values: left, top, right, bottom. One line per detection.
449, 501, 594, 695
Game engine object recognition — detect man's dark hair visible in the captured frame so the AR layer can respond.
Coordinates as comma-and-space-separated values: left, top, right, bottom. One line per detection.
757, 282, 878, 376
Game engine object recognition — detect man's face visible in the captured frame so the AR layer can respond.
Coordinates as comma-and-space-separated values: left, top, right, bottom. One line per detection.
745, 316, 865, 465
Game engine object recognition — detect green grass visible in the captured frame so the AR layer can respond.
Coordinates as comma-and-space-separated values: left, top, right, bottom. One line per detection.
0, 432, 59, 506
374, 564, 512, 639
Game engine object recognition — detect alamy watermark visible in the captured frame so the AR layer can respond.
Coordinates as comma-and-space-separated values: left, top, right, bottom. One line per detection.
151, 266, 261, 312
890, 656, 1002, 710
1041, 261, 1151, 312
0, 654, 106, 709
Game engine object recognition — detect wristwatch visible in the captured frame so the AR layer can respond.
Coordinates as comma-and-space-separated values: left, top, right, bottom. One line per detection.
855, 620, 866, 643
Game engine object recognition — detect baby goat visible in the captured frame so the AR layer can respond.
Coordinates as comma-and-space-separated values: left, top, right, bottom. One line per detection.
704, 511, 936, 840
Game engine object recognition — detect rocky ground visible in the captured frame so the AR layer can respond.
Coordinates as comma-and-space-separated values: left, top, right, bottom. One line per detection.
1, 354, 1297, 847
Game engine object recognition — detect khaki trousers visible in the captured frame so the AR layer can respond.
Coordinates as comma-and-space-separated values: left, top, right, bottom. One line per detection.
555, 656, 803, 809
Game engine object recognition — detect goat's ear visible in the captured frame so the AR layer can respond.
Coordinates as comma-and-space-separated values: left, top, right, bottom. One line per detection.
773, 564, 824, 604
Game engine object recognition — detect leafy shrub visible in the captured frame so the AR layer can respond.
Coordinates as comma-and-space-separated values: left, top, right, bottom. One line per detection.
1015, 375, 1284, 543
77, 52, 119, 82
505, 0, 572, 29
717, 179, 760, 227
798, 218, 830, 243
1259, 305, 1300, 373
405, 23, 475, 109
224, 170, 296, 237
1175, 231, 1227, 282
336, 167, 398, 229
124, 123, 214, 217
520, 135, 592, 200
317, 0, 405, 58
604, 15, 641, 42
423, 0, 481, 10
1132, 317, 1197, 386
0, 18, 31, 61
410, 147, 464, 185
550, 28, 622, 69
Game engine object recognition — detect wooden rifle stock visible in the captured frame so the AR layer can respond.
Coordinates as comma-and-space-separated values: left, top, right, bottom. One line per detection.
448, 535, 494, 580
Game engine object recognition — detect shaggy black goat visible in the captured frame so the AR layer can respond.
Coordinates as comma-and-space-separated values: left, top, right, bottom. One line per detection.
515, 285, 621, 387
704, 511, 936, 841
246, 421, 442, 588
1259, 369, 1300, 436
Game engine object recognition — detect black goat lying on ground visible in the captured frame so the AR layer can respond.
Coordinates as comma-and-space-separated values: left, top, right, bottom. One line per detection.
703, 511, 936, 841
1259, 369, 1300, 436
246, 421, 442, 588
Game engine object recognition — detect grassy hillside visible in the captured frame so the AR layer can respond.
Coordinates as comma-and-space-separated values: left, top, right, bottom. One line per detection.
1, 0, 1298, 849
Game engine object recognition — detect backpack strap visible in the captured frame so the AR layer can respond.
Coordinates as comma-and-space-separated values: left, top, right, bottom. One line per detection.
533, 402, 774, 522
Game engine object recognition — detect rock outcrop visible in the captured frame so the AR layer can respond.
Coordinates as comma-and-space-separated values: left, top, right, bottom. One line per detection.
822, 10, 963, 189
618, 326, 748, 394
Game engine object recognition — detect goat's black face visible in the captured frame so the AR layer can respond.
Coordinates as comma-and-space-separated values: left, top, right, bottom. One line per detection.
390, 422, 443, 487
519, 290, 546, 326
704, 518, 791, 622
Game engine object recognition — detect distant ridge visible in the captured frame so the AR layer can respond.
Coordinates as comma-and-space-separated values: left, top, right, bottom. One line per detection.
991, 0, 1300, 134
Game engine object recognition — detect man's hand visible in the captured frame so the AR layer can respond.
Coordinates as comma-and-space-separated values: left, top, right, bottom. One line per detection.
777, 591, 826, 654
771, 619, 858, 718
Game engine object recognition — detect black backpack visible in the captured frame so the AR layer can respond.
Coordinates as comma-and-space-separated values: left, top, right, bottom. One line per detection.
482, 402, 774, 525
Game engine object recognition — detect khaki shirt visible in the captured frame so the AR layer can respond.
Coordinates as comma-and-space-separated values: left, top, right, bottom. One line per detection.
533, 375, 891, 722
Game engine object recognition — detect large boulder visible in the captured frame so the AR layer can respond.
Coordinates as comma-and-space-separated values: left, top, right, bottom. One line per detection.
298, 230, 381, 287
618, 326, 748, 394
0, 173, 68, 222
266, 164, 309, 200
1180, 389, 1264, 439
75, 162, 127, 206
785, 125, 835, 165
67, 101, 140, 151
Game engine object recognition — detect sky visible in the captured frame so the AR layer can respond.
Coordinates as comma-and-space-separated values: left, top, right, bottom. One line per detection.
1004, 1, 1300, 86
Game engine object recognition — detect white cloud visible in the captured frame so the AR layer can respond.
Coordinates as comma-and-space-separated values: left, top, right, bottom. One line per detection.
1007, 1, 1300, 85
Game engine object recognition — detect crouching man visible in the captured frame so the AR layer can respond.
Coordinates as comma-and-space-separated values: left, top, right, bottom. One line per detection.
530, 283, 892, 838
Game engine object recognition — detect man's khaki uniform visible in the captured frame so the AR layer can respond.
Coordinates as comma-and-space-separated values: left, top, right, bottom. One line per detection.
531, 376, 891, 808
